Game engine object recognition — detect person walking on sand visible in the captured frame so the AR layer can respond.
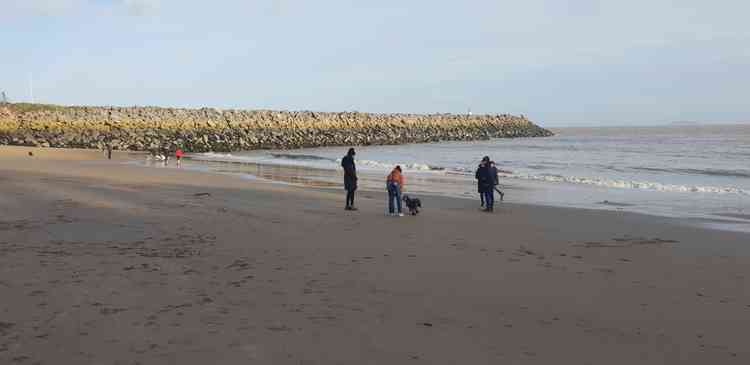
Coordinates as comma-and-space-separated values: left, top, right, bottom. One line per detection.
175, 148, 184, 167
475, 156, 495, 212
490, 160, 504, 201
387, 165, 405, 217
341, 148, 358, 211
476, 160, 487, 207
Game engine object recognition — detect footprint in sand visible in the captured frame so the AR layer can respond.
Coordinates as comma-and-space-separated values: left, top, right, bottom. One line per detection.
0, 322, 14, 335
593, 237, 680, 247
225, 259, 252, 271
594, 267, 615, 275
265, 324, 292, 332
227, 280, 247, 288
99, 307, 128, 315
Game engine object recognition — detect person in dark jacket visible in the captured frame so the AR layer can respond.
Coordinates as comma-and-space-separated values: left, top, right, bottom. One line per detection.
477, 161, 486, 207
475, 156, 495, 212
341, 148, 358, 210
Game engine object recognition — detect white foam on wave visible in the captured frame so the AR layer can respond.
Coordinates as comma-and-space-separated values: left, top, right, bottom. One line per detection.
196, 152, 331, 168
355, 159, 438, 172
504, 172, 750, 196
199, 152, 236, 160
195, 153, 442, 172
193, 152, 749, 196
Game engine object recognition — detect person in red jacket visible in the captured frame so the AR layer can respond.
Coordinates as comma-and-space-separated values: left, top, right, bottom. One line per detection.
386, 165, 404, 216
175, 148, 184, 167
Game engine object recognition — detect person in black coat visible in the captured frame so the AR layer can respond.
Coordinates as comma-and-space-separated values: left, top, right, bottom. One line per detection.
341, 148, 358, 210
475, 156, 495, 212
477, 161, 486, 207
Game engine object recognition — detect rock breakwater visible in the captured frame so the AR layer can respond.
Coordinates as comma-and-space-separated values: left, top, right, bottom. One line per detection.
0, 103, 552, 152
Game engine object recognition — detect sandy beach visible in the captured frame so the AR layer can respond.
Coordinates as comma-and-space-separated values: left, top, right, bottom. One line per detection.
1, 146, 749, 364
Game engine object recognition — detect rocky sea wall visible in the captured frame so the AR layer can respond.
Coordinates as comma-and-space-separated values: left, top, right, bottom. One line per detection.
0, 103, 553, 152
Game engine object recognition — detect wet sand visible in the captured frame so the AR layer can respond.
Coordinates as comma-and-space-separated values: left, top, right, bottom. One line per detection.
1, 146, 749, 364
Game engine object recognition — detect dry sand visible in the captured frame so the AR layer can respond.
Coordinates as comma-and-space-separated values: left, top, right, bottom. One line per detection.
1, 146, 749, 364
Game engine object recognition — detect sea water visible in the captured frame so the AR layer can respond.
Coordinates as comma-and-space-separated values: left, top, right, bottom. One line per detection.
188, 124, 750, 230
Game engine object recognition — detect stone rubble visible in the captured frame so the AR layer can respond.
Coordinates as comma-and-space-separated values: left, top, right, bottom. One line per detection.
0, 104, 553, 152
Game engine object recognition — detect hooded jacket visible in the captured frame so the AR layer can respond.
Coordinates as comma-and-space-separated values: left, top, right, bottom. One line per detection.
475, 164, 494, 193
387, 168, 404, 189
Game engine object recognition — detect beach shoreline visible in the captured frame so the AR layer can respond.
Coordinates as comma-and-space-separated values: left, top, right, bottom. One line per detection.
1, 145, 749, 364
168, 148, 750, 233
178, 126, 750, 233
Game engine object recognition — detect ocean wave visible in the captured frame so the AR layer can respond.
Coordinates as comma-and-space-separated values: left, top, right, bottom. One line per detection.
264, 153, 446, 171
195, 152, 446, 172
198, 152, 237, 160
631, 166, 750, 178
193, 152, 748, 195
269, 153, 337, 162
356, 159, 445, 171
503, 172, 750, 195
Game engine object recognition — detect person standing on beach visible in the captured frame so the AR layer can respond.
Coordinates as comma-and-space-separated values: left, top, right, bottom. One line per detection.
161, 145, 170, 166
341, 148, 358, 211
386, 165, 404, 216
175, 148, 184, 167
476, 160, 487, 207
475, 156, 495, 212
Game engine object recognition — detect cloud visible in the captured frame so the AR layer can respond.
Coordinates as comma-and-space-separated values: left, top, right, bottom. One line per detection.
0, 0, 160, 18
121, 0, 160, 16
1, 0, 86, 16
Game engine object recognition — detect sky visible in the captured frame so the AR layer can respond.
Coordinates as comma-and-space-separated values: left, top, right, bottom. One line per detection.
1, 0, 749, 126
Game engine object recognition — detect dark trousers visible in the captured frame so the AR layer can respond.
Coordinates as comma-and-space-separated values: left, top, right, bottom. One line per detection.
483, 189, 494, 209
387, 183, 402, 214
346, 189, 355, 207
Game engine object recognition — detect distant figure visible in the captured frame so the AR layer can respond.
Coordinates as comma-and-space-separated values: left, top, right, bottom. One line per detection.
475, 156, 495, 212
386, 165, 404, 217
490, 161, 504, 201
341, 148, 358, 210
160, 146, 170, 166
175, 148, 184, 167
148, 148, 158, 162
106, 144, 113, 160
476, 160, 487, 207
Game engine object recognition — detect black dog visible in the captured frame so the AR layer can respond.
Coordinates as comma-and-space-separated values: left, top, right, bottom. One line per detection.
402, 195, 422, 215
